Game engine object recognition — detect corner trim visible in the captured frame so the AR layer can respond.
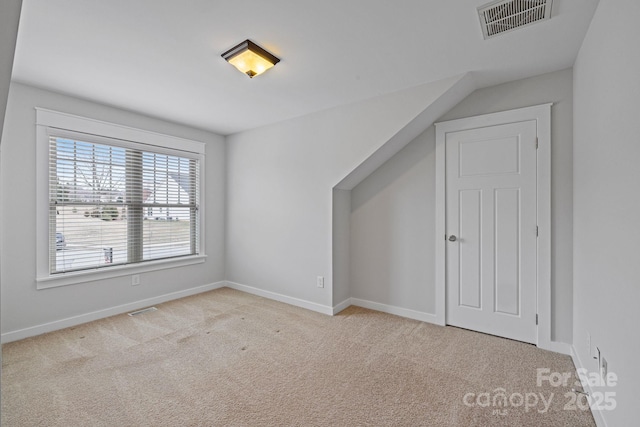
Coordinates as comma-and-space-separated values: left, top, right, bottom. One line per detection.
0, 281, 226, 343
224, 281, 334, 315
332, 298, 352, 315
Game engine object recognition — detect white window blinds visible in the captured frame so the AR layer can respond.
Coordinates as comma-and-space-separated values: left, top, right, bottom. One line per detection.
50, 134, 199, 274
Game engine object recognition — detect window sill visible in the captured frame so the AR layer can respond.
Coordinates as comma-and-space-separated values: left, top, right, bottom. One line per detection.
36, 254, 207, 290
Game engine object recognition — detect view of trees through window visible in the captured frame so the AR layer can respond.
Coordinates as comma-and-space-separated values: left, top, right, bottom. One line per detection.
51, 136, 199, 273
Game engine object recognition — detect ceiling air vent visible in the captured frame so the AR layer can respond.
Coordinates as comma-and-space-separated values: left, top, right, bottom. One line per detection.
478, 0, 553, 39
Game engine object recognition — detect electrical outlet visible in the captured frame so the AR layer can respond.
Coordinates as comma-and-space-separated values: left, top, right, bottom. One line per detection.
132, 275, 140, 286
316, 276, 324, 288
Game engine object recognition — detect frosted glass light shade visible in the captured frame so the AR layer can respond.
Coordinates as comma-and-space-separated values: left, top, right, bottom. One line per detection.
222, 40, 280, 78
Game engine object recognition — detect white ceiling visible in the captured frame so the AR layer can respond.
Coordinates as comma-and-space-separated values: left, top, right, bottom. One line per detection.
12, 0, 599, 135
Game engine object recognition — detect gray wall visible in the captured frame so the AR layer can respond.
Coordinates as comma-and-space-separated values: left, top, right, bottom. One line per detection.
0, 82, 226, 335
225, 78, 463, 309
332, 189, 351, 306
349, 68, 574, 344
0, 0, 22, 367
350, 128, 436, 313
572, 1, 640, 425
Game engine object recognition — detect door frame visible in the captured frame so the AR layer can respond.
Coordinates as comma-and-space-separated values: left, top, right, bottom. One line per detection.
434, 104, 563, 353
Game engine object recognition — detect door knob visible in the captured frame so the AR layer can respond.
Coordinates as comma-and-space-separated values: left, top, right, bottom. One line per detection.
448, 235, 457, 242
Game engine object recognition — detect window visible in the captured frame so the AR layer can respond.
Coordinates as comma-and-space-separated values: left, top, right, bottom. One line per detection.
37, 109, 205, 287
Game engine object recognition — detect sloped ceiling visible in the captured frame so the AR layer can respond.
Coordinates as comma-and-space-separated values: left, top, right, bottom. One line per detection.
335, 73, 476, 190
12, 0, 599, 135
0, 0, 22, 137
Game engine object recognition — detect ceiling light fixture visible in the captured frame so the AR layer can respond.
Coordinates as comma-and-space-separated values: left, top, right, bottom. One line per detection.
221, 40, 280, 78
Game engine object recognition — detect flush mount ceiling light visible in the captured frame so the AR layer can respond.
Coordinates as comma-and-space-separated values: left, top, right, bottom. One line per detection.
221, 40, 280, 78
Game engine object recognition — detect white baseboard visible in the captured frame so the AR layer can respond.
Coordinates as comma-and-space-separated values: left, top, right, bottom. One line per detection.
1, 281, 226, 344
349, 298, 440, 325
332, 298, 352, 315
224, 281, 333, 315
571, 345, 608, 427
540, 340, 572, 355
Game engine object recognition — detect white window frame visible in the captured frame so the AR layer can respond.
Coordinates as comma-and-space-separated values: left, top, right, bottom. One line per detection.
36, 108, 206, 289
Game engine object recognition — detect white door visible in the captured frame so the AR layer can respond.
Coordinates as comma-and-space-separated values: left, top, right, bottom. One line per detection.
445, 120, 537, 344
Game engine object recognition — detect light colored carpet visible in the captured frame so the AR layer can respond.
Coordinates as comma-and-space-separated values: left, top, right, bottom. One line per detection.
2, 288, 595, 426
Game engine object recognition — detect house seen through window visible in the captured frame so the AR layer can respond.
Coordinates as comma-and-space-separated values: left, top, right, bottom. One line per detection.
51, 135, 199, 274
